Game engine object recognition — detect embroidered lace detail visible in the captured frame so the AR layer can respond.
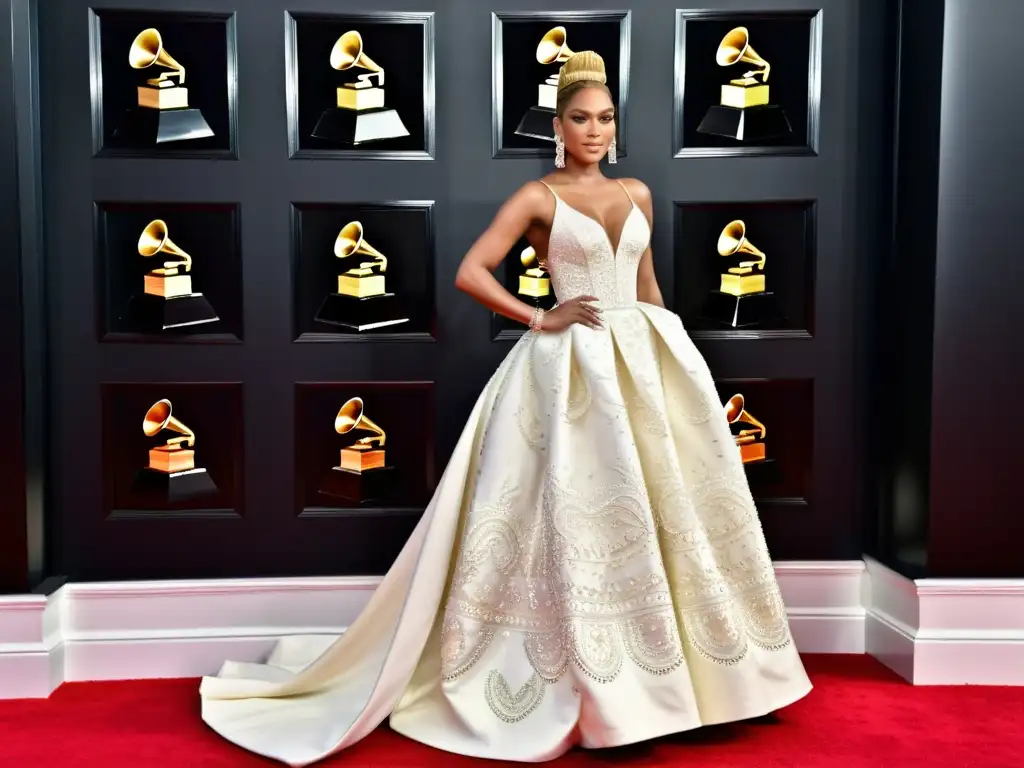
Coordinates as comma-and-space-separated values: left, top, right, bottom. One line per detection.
485, 671, 546, 723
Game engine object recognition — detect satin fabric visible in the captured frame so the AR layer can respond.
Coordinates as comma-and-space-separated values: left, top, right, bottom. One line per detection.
199, 181, 812, 765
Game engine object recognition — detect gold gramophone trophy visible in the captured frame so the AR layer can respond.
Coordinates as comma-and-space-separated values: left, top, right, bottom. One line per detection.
311, 30, 410, 145
131, 398, 218, 502
121, 219, 219, 332
113, 28, 215, 144
318, 397, 395, 504
696, 27, 792, 142
514, 26, 575, 142
314, 220, 410, 332
516, 245, 554, 309
700, 219, 783, 328
724, 393, 781, 485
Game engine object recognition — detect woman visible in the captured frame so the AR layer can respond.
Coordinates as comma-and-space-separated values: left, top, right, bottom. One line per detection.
199, 51, 811, 766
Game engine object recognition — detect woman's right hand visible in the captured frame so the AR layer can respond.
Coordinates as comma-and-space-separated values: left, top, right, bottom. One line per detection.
541, 295, 603, 331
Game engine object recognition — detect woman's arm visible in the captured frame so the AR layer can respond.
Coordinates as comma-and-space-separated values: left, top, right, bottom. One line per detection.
454, 182, 553, 326
624, 179, 666, 309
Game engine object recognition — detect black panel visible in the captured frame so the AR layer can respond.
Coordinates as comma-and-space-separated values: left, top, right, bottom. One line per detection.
0, 0, 29, 591
285, 11, 435, 160
101, 382, 244, 519
290, 202, 436, 342
88, 9, 238, 158
674, 9, 822, 157
95, 201, 243, 343
674, 201, 816, 339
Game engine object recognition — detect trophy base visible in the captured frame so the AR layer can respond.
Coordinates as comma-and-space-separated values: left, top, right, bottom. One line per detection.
131, 467, 219, 503
514, 106, 557, 142
314, 292, 410, 332
517, 291, 556, 311
112, 107, 215, 144
700, 291, 784, 328
318, 465, 395, 505
696, 104, 792, 142
122, 292, 220, 331
311, 108, 410, 145
741, 457, 782, 487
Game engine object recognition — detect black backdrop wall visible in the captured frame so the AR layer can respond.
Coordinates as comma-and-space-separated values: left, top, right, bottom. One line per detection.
869, 0, 1024, 579
12, 0, 1015, 587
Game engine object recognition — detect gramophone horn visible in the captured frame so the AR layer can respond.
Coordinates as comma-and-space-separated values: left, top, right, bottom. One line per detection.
335, 397, 387, 447
715, 26, 770, 82
137, 219, 193, 272
334, 221, 388, 270
129, 28, 186, 82
330, 30, 382, 73
536, 26, 575, 65
717, 219, 766, 269
724, 393, 767, 439
520, 246, 537, 267
142, 398, 196, 447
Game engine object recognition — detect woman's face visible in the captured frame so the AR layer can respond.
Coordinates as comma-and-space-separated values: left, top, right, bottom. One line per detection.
555, 87, 616, 166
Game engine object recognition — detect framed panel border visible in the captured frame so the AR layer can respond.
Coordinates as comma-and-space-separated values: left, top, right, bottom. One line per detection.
289, 200, 438, 343
87, 8, 240, 160
294, 380, 436, 519
714, 375, 814, 508
100, 380, 246, 522
672, 8, 823, 158
92, 200, 244, 345
491, 9, 632, 159
285, 10, 437, 161
673, 197, 818, 341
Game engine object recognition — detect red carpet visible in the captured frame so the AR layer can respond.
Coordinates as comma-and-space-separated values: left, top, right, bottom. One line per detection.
1, 655, 1021, 767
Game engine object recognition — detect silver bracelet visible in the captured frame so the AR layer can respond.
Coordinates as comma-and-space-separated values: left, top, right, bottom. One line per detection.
528, 306, 545, 332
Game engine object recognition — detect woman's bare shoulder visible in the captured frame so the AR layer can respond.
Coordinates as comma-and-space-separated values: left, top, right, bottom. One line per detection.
618, 177, 653, 204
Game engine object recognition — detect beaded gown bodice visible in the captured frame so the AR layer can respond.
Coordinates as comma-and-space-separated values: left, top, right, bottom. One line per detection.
542, 183, 651, 309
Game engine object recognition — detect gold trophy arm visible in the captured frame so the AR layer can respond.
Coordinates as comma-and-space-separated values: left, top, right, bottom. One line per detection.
165, 253, 192, 272
148, 66, 185, 86
743, 61, 769, 82
356, 71, 384, 88
737, 414, 766, 440
353, 416, 386, 447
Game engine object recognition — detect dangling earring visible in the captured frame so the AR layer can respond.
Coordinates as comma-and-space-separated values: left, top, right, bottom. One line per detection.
608, 136, 617, 164
554, 134, 565, 169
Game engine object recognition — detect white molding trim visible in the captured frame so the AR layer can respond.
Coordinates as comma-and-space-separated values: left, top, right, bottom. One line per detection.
0, 559, 859, 699
864, 556, 1024, 685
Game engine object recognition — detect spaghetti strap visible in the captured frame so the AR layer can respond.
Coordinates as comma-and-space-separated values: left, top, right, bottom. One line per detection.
537, 179, 560, 201
614, 178, 634, 205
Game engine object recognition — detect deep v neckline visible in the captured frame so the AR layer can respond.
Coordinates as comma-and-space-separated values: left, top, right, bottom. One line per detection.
556, 198, 639, 258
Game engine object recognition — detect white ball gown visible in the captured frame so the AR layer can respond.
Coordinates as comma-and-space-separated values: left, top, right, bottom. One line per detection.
199, 180, 812, 765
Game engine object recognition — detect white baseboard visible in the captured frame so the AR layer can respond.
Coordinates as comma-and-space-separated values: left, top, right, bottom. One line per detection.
864, 556, 1024, 685
1, 560, 862, 699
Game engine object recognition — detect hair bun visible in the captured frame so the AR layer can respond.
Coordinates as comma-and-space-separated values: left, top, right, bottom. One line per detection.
556, 50, 607, 91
